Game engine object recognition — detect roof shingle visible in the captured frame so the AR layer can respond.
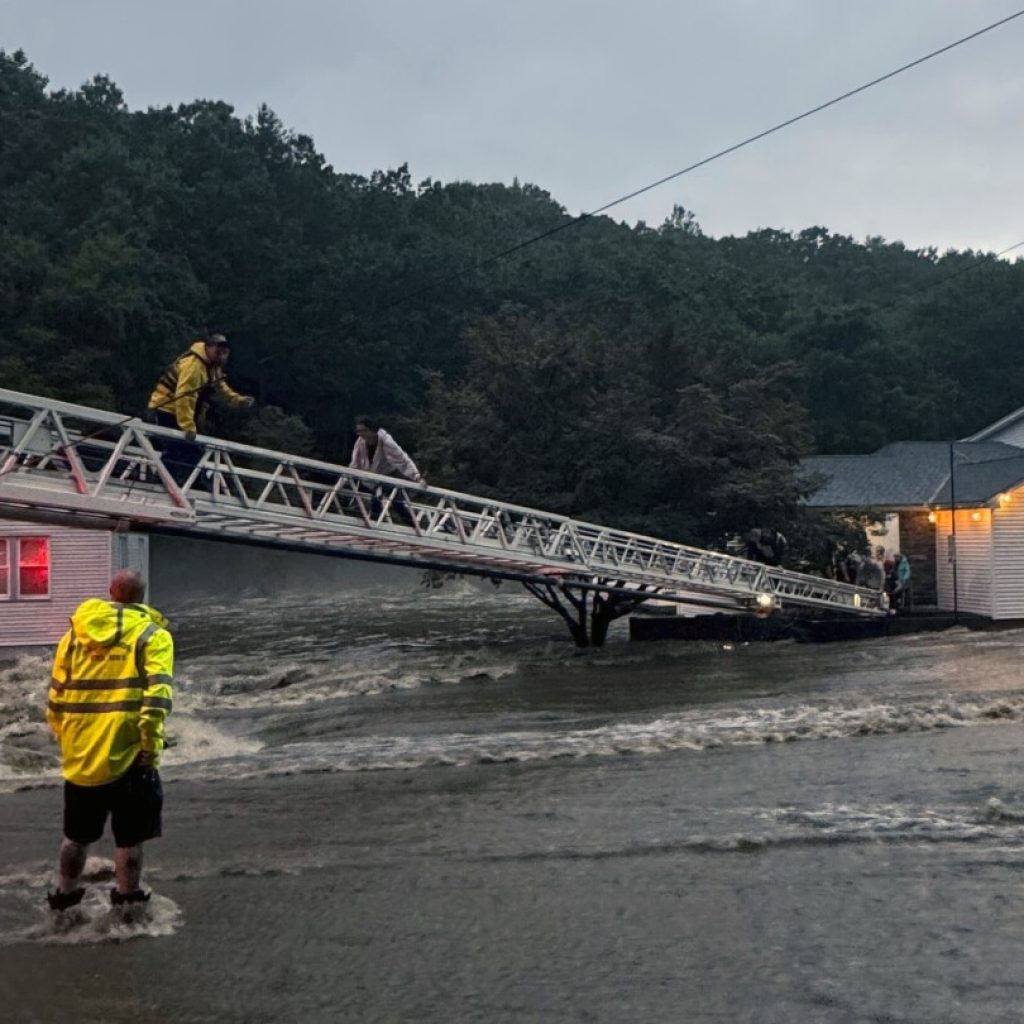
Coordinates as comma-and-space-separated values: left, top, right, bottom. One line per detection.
801, 441, 1024, 508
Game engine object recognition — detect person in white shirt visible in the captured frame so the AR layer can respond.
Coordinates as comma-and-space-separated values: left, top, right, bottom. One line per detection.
349, 417, 425, 485
349, 417, 426, 527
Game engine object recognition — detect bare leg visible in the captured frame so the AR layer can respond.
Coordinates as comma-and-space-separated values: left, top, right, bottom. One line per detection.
56, 837, 88, 893
114, 844, 143, 894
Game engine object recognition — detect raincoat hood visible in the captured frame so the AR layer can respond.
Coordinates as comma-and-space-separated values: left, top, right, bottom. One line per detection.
70, 599, 168, 647
188, 340, 211, 363
51, 599, 175, 785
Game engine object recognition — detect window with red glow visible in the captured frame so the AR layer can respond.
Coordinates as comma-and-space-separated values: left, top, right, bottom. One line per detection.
0, 540, 8, 599
18, 537, 50, 598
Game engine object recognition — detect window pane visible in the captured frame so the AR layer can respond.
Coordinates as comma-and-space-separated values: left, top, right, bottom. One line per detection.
19, 537, 49, 565
18, 537, 49, 597
0, 540, 7, 598
20, 567, 49, 596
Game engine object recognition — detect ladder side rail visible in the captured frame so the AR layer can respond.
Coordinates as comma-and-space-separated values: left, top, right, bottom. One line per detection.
89, 428, 133, 496
763, 564, 885, 611
285, 464, 316, 518
254, 465, 288, 509
165, 491, 886, 616
47, 411, 89, 495
129, 427, 191, 509
560, 522, 591, 566
314, 476, 347, 518
468, 507, 500, 545
3, 406, 191, 514
0, 408, 48, 474
419, 499, 452, 538
177, 451, 208, 495
0, 393, 915, 576
0, 391, 886, 613
217, 451, 252, 508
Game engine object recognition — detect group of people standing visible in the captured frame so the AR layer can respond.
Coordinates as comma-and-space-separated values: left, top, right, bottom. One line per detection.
830, 543, 912, 608
882, 552, 913, 608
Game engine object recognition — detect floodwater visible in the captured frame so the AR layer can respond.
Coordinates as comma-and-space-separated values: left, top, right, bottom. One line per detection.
3, 573, 1024, 1023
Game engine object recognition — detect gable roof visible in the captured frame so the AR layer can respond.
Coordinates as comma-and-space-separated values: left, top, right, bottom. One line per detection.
801, 441, 1024, 509
963, 405, 1024, 442
930, 452, 1024, 505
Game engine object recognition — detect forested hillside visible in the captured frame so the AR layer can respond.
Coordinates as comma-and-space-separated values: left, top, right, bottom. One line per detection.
2, 50, 1022, 552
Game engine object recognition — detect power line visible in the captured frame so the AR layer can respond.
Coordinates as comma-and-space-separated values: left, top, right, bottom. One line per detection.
383, 7, 1024, 311
875, 239, 1024, 315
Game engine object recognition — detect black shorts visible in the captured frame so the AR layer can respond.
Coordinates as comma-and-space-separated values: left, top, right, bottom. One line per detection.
64, 761, 163, 848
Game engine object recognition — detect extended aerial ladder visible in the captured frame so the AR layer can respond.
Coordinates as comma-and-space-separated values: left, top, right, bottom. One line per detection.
0, 389, 887, 645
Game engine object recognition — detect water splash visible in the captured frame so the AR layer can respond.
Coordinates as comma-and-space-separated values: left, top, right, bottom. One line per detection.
0, 857, 182, 946
181, 690, 1024, 781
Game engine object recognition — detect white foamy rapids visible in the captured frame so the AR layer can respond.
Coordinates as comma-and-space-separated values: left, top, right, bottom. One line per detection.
161, 714, 262, 769
0, 655, 262, 793
0, 856, 182, 946
0, 654, 58, 787
0, 654, 50, 722
174, 644, 524, 709
193, 690, 1024, 781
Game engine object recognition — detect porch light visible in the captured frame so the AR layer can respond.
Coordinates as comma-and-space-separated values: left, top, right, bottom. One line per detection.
999, 493, 1011, 506
927, 511, 937, 524
971, 510, 982, 521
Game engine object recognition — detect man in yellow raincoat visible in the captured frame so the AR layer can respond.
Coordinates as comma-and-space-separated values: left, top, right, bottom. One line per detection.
45, 570, 174, 912
145, 332, 253, 484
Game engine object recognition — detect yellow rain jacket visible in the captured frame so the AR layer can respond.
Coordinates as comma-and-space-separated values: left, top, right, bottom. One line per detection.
147, 340, 247, 433
48, 599, 174, 786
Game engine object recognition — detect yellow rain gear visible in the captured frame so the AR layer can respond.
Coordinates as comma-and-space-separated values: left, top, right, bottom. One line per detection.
48, 599, 174, 786
147, 340, 246, 433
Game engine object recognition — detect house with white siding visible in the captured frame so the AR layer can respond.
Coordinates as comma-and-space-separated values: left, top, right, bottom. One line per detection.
802, 406, 1024, 621
0, 522, 148, 650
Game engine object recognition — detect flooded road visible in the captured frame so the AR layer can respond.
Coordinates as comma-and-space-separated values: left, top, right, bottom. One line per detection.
3, 575, 1024, 1022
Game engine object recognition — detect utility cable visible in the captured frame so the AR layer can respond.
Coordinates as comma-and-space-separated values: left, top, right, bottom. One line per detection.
7, 14, 1024, 477
874, 239, 1024, 315
382, 7, 1024, 311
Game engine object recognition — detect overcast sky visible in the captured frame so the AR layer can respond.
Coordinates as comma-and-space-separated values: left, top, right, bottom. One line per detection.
4, 0, 1024, 253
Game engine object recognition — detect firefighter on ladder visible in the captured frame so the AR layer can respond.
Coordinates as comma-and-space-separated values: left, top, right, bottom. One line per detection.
145, 333, 254, 485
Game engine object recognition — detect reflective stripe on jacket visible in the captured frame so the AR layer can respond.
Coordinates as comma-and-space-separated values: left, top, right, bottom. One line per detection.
147, 340, 245, 433
48, 599, 174, 786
